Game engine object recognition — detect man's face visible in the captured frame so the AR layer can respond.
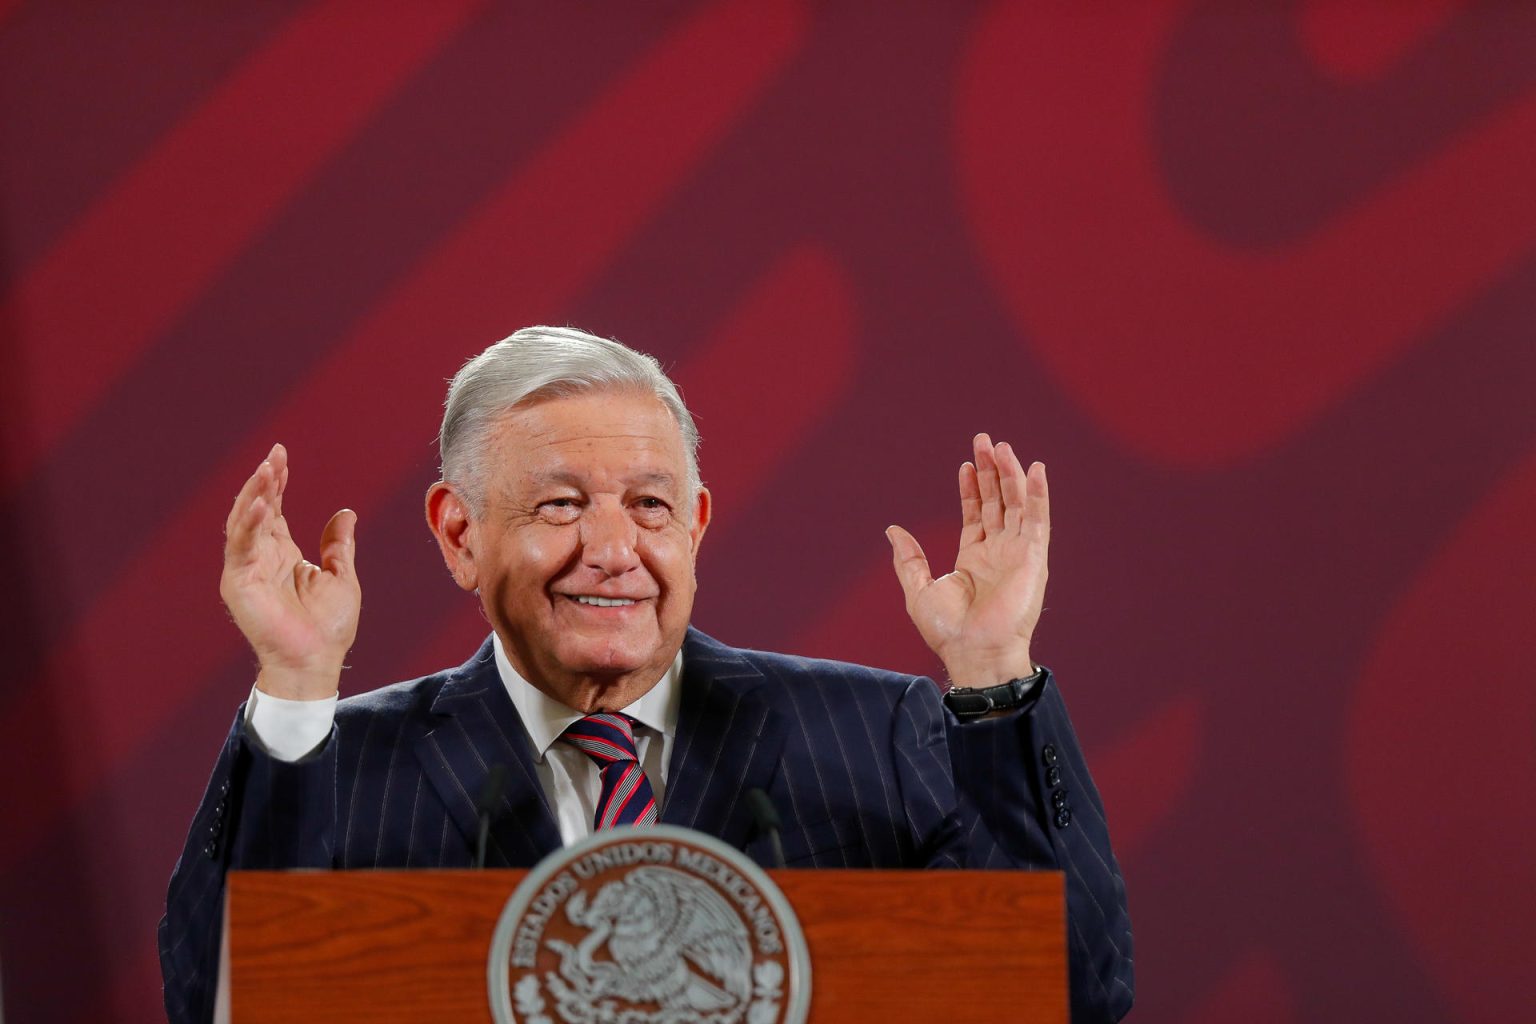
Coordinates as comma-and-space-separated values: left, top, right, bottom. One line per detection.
446, 390, 709, 711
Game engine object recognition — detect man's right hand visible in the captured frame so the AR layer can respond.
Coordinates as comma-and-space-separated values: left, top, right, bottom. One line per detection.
221, 443, 360, 700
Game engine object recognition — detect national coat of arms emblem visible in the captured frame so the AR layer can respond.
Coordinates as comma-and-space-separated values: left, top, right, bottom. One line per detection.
488, 825, 810, 1024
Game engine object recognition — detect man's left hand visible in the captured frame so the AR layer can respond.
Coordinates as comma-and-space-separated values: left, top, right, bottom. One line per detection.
887, 434, 1049, 687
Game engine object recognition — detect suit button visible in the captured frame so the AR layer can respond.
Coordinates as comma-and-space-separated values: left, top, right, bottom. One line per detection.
1054, 809, 1072, 828
1042, 744, 1059, 767
219, 780, 230, 796
1045, 766, 1061, 788
1052, 788, 1070, 810
204, 841, 218, 859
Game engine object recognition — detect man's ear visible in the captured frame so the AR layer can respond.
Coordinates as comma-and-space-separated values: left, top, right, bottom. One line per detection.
689, 486, 712, 555
426, 482, 479, 591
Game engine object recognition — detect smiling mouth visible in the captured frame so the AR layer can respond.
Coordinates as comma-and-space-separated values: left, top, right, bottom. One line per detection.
568, 595, 638, 608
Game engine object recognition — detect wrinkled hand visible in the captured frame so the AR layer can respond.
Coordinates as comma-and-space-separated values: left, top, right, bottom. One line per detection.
220, 443, 360, 699
887, 434, 1048, 686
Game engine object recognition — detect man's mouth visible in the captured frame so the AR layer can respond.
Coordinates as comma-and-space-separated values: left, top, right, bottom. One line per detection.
568, 595, 638, 607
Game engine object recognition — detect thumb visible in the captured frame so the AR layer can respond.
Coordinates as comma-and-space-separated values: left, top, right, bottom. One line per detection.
319, 508, 359, 582
885, 525, 933, 607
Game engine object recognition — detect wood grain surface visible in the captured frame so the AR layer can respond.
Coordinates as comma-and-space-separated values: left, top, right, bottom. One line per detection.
227, 868, 1066, 1022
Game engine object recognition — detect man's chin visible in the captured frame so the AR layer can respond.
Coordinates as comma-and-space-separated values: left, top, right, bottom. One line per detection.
558, 640, 664, 681
540, 645, 675, 713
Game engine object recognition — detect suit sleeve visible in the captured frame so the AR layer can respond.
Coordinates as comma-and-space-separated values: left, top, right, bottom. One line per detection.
945, 670, 1135, 1023
158, 707, 338, 1024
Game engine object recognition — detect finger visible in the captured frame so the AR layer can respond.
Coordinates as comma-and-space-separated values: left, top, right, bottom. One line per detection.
1024, 460, 1050, 542
958, 462, 983, 544
267, 500, 302, 576
291, 557, 324, 596
885, 525, 934, 609
226, 493, 274, 565
225, 459, 279, 558
318, 508, 359, 583
995, 441, 1028, 529
973, 433, 1004, 535
225, 448, 279, 537
270, 442, 289, 518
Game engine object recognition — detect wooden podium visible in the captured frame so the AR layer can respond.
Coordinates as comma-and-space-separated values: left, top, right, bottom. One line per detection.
226, 868, 1067, 1022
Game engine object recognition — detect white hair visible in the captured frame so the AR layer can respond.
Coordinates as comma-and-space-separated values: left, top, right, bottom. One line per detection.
438, 326, 701, 513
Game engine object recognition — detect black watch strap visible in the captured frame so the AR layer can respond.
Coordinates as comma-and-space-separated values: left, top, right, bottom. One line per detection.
943, 667, 1046, 720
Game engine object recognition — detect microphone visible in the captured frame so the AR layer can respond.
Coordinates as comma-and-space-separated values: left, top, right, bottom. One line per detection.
474, 764, 509, 869
745, 787, 786, 869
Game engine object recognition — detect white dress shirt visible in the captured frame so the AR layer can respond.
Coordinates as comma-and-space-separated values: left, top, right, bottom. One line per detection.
492, 633, 679, 844
243, 634, 683, 846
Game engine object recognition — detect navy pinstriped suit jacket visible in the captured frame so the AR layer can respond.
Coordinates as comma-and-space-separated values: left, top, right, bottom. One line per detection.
160, 628, 1133, 1022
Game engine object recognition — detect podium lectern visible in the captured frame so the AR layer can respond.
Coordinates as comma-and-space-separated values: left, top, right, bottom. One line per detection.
225, 868, 1066, 1022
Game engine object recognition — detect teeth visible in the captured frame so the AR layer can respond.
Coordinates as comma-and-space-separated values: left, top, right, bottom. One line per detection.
573, 596, 636, 607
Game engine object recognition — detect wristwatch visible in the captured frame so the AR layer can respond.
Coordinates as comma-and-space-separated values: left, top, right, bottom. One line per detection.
943, 667, 1046, 720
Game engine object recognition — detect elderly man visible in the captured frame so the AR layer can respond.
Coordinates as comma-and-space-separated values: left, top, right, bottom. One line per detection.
160, 327, 1133, 1022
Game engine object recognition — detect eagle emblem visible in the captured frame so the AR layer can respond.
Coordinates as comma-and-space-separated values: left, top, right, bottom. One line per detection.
548, 866, 752, 1019
490, 827, 808, 1024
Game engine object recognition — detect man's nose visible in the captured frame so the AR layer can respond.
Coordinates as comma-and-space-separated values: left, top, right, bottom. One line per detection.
579, 502, 640, 576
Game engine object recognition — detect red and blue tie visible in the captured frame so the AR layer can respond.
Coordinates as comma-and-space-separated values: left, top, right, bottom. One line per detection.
560, 713, 659, 830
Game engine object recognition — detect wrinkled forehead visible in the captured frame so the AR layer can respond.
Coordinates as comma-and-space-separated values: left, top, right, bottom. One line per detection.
486, 391, 690, 485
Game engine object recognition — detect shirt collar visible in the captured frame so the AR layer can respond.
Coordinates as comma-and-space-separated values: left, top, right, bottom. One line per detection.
491, 632, 683, 761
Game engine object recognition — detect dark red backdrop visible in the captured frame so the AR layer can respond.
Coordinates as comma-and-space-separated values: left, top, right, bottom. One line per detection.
1, 2, 1531, 1021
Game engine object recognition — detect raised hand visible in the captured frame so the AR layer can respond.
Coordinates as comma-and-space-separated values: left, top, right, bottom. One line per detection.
887, 434, 1049, 687
220, 443, 360, 699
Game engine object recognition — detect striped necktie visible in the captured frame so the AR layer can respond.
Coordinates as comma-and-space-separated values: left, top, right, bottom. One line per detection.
560, 713, 659, 830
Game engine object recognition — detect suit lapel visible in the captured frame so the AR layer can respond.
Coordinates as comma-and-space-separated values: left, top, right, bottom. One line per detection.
415, 639, 562, 867
661, 629, 786, 851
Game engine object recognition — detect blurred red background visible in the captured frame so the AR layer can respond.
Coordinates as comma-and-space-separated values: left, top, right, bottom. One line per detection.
1, 2, 1531, 1020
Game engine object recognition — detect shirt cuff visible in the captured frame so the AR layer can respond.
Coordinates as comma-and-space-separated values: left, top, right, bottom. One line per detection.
243, 684, 337, 762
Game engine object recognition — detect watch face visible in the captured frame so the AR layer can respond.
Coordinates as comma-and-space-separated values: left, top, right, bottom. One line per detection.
944, 691, 993, 717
